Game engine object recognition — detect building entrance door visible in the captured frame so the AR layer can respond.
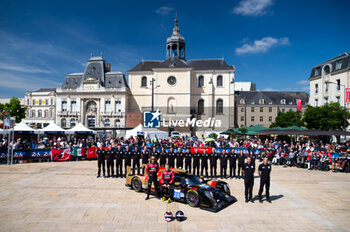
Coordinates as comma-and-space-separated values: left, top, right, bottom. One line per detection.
88, 116, 95, 128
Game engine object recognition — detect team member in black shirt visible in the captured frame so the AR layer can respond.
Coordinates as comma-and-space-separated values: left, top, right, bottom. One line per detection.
132, 146, 141, 175
238, 150, 245, 178
176, 147, 184, 169
192, 148, 200, 176
258, 157, 272, 203
106, 145, 114, 178
201, 149, 209, 177
142, 146, 150, 174
242, 156, 255, 203
168, 148, 175, 169
124, 146, 132, 177
159, 147, 167, 167
220, 149, 228, 179
184, 148, 192, 173
115, 145, 123, 177
151, 146, 159, 159
97, 144, 105, 178
210, 148, 218, 178
229, 149, 238, 178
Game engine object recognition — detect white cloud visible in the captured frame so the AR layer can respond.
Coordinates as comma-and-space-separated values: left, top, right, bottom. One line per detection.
233, 0, 273, 16
0, 62, 51, 74
235, 37, 289, 55
155, 6, 174, 15
297, 80, 309, 85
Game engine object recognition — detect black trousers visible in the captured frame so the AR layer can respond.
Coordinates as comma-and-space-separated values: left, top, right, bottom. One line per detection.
193, 163, 200, 176
210, 164, 217, 177
229, 163, 236, 177
147, 175, 160, 197
98, 159, 105, 176
201, 162, 208, 177
161, 184, 174, 199
133, 159, 140, 175
244, 178, 254, 200
238, 164, 244, 177
176, 162, 183, 169
115, 160, 122, 177
107, 159, 114, 177
185, 161, 191, 173
160, 159, 166, 167
220, 165, 227, 178
258, 178, 270, 199
168, 161, 175, 169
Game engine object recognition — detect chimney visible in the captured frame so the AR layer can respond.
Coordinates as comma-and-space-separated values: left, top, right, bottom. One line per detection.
106, 63, 111, 72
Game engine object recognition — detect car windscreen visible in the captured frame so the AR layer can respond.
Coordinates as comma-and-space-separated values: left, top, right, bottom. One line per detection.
183, 175, 202, 185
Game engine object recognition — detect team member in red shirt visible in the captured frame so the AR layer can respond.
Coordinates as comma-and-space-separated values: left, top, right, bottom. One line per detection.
160, 164, 175, 203
145, 156, 160, 200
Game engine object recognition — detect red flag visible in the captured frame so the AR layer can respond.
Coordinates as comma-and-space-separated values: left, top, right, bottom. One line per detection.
297, 99, 302, 111
51, 149, 72, 161
86, 147, 97, 159
346, 88, 350, 103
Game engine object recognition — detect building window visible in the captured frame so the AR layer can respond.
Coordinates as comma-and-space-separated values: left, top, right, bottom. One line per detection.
167, 97, 176, 113
336, 79, 341, 91
314, 67, 320, 76
198, 75, 204, 87
167, 76, 177, 86
141, 76, 147, 87
269, 107, 272, 112
38, 110, 42, 118
240, 99, 245, 104
216, 75, 223, 87
50, 109, 53, 118
51, 98, 53, 105
241, 116, 244, 121
289, 109, 293, 112
269, 116, 272, 122
115, 100, 121, 112
71, 100, 76, 112
115, 119, 121, 128
241, 108, 244, 112
259, 99, 264, 104
61, 118, 66, 128
335, 59, 343, 70
325, 82, 329, 92
260, 116, 263, 122
281, 99, 286, 105
31, 110, 36, 118
251, 107, 255, 113
216, 99, 223, 114
315, 84, 318, 94
104, 119, 110, 127
323, 65, 330, 75
281, 109, 285, 113
44, 110, 48, 117
61, 100, 67, 112
71, 119, 76, 127
105, 100, 111, 113
198, 99, 204, 115
324, 97, 328, 104
336, 96, 340, 103
251, 116, 255, 122
39, 99, 42, 106
315, 99, 318, 107
260, 107, 263, 112
45, 99, 48, 106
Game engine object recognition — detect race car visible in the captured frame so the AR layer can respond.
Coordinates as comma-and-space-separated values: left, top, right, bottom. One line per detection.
125, 165, 236, 212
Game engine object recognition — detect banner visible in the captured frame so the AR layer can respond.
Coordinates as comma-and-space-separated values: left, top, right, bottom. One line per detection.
86, 147, 97, 159
190, 147, 212, 154
27, 149, 51, 159
297, 99, 302, 111
73, 148, 86, 157
346, 88, 350, 103
51, 149, 72, 161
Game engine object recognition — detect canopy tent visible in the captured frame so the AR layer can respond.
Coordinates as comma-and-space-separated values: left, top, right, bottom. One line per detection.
13, 122, 37, 134
256, 128, 350, 136
38, 122, 66, 134
235, 125, 268, 135
125, 124, 168, 140
220, 129, 236, 135
125, 124, 144, 138
66, 123, 97, 134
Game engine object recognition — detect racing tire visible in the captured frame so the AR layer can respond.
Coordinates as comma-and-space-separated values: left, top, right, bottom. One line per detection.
186, 189, 200, 207
131, 177, 142, 192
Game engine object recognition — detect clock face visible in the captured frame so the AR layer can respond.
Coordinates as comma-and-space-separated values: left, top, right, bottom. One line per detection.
167, 76, 176, 86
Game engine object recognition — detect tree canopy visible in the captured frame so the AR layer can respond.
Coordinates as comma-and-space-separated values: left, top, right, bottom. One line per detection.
0, 97, 27, 123
270, 110, 303, 128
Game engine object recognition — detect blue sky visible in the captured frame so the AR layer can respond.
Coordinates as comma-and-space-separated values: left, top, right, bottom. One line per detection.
0, 0, 349, 98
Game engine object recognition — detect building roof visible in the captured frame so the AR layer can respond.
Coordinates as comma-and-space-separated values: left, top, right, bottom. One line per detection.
128, 58, 235, 72
235, 91, 309, 105
309, 52, 350, 78
34, 88, 56, 92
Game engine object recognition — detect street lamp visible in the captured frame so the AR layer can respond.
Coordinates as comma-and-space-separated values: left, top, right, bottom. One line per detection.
327, 81, 347, 131
145, 78, 160, 111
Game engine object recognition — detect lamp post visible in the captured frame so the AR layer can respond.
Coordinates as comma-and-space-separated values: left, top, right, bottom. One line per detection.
145, 78, 160, 111
327, 81, 347, 131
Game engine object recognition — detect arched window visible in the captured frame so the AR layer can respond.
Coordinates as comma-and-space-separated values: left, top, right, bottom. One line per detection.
323, 65, 331, 75
198, 99, 204, 115
86, 101, 97, 112
115, 119, 121, 128
281, 99, 286, 105
167, 97, 176, 114
61, 118, 66, 128
70, 119, 76, 127
240, 99, 245, 104
141, 76, 147, 87
216, 99, 223, 114
259, 99, 264, 104
217, 75, 223, 87
104, 119, 110, 127
198, 75, 204, 87
31, 110, 36, 118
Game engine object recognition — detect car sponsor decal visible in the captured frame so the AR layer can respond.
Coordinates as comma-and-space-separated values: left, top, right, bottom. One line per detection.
173, 190, 183, 199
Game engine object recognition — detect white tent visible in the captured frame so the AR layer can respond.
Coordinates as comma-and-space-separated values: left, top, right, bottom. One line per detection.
125, 124, 143, 138
67, 123, 97, 134
38, 122, 66, 134
13, 121, 36, 134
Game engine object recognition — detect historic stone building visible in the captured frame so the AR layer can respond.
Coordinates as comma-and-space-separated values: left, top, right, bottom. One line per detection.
55, 56, 129, 130
235, 91, 309, 128
127, 17, 236, 136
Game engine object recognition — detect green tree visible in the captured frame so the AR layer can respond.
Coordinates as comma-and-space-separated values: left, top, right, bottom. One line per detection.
209, 133, 218, 139
303, 102, 349, 130
3, 97, 27, 123
270, 110, 303, 128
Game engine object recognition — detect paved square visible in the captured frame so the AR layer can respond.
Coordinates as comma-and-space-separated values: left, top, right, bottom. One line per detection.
0, 161, 349, 232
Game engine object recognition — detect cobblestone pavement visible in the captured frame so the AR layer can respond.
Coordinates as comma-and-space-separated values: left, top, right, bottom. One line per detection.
0, 161, 349, 232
